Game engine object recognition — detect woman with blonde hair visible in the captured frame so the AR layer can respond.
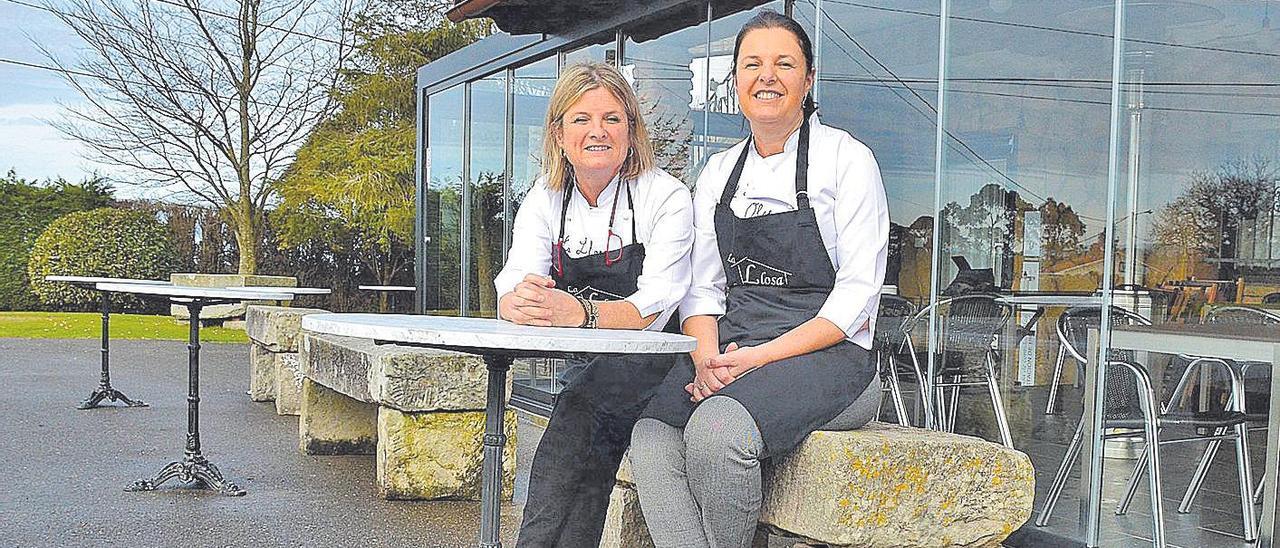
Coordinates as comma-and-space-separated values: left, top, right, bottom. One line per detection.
494, 61, 693, 547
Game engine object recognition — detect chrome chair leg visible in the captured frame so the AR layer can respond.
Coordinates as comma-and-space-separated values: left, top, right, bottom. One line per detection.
1256, 473, 1266, 505
1178, 434, 1223, 513
1036, 416, 1084, 527
886, 364, 911, 426
947, 377, 960, 432
1225, 363, 1258, 541
1046, 345, 1067, 414
1114, 360, 1166, 548
1117, 442, 1152, 515
985, 353, 1014, 448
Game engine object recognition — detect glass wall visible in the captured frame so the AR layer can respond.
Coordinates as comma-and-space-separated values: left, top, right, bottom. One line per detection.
467, 73, 508, 317
511, 57, 558, 217
418, 2, 1280, 545
424, 85, 464, 314
623, 9, 712, 185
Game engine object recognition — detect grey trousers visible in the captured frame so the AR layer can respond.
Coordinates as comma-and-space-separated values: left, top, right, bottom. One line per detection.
630, 381, 881, 548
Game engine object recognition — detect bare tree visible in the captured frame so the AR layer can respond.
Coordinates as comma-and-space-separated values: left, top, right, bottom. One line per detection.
42, 0, 354, 273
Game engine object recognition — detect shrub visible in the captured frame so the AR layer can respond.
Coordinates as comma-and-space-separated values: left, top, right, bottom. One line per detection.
0, 173, 114, 310
28, 208, 176, 312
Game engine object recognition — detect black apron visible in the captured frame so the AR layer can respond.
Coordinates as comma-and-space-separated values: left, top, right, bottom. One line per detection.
641, 117, 876, 459
517, 177, 677, 548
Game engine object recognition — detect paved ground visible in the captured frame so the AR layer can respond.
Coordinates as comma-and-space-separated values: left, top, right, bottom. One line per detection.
0, 338, 535, 547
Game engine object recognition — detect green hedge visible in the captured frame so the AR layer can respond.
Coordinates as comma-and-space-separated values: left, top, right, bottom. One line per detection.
0, 175, 113, 310
28, 208, 176, 312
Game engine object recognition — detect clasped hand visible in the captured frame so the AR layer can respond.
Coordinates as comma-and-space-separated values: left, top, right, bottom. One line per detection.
686, 342, 766, 402
498, 274, 585, 327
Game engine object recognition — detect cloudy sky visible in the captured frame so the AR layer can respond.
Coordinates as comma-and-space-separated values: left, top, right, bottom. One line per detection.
0, 0, 122, 185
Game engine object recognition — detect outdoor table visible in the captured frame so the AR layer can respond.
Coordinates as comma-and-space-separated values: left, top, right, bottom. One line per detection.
299, 313, 696, 548
236, 285, 332, 305
96, 282, 293, 497
1080, 323, 1280, 547
44, 275, 172, 409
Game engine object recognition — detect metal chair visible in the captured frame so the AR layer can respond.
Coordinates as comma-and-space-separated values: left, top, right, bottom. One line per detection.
873, 294, 922, 426
1035, 306, 1256, 546
1173, 305, 1279, 513
902, 294, 1014, 447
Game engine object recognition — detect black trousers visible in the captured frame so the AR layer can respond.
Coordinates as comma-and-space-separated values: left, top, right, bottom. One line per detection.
516, 354, 672, 548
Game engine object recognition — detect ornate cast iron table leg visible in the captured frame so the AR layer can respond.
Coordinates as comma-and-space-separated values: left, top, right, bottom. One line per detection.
78, 291, 147, 409
479, 354, 512, 548
126, 302, 244, 496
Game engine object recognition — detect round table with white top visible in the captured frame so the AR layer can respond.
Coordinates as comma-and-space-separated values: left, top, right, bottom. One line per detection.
300, 314, 696, 548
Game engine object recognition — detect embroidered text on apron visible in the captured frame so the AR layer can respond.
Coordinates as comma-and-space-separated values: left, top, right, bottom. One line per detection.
640, 116, 876, 459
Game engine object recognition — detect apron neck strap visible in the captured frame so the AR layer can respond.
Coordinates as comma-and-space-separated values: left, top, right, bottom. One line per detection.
719, 114, 812, 209
556, 175, 636, 245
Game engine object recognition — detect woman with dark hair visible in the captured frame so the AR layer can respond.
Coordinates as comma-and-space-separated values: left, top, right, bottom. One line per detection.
630, 10, 889, 547
495, 62, 693, 547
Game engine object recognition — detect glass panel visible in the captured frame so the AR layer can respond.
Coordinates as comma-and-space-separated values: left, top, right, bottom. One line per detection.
425, 85, 465, 315
1104, 3, 1280, 547
564, 38, 617, 66
512, 57, 558, 215
702, 1, 788, 158
467, 74, 507, 318
938, 3, 1117, 544
624, 4, 712, 185
510, 56, 561, 400
810, 0, 940, 310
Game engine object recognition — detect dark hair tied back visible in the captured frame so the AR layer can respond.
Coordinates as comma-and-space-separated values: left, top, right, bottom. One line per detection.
733, 9, 818, 118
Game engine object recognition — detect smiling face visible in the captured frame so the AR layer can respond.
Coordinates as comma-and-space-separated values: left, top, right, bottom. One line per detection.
556, 86, 631, 184
735, 26, 814, 131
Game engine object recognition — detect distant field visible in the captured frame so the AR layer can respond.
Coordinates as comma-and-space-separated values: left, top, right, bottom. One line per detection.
0, 312, 248, 343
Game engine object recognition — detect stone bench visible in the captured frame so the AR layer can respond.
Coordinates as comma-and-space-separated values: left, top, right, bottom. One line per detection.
299, 332, 517, 501
245, 305, 328, 415
603, 422, 1034, 548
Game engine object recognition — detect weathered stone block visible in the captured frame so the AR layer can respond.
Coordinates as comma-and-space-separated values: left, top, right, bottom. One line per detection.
299, 378, 377, 455
274, 352, 303, 416
376, 407, 517, 500
170, 273, 296, 320
302, 333, 505, 412
249, 343, 276, 402
599, 483, 654, 548
759, 422, 1034, 548
246, 305, 327, 352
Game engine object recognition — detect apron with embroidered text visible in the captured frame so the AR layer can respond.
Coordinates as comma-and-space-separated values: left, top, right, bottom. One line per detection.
550, 178, 676, 412
641, 117, 875, 459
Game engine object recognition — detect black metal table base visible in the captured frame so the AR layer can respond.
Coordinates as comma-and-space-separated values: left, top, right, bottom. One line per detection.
125, 453, 245, 496
127, 300, 245, 497
77, 385, 147, 409
77, 290, 148, 410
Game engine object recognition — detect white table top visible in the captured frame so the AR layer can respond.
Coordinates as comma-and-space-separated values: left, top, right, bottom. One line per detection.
302, 314, 697, 355
237, 286, 331, 295
358, 285, 415, 292
45, 275, 171, 286
998, 295, 1103, 306
96, 282, 293, 301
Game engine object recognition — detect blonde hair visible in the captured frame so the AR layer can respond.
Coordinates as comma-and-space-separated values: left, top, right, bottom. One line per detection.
541, 62, 655, 191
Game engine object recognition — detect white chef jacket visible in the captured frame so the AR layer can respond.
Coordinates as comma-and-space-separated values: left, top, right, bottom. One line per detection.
494, 168, 694, 331
679, 113, 889, 350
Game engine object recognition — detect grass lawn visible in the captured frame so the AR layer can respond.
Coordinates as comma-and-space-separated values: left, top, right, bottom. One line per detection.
0, 312, 248, 343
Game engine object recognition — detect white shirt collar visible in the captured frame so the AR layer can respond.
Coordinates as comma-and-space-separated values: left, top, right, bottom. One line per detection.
571, 172, 622, 209
746, 112, 816, 161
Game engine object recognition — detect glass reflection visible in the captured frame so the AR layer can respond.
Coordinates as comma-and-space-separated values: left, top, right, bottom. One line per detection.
467, 74, 507, 317
623, 10, 711, 185
425, 85, 465, 314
